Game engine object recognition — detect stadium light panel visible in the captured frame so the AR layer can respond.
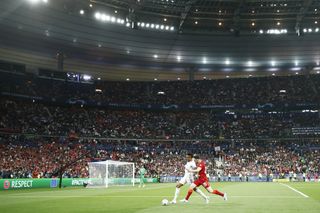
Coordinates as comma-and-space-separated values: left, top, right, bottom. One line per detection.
266, 29, 287, 34
27, 0, 48, 4
95, 12, 127, 26
137, 21, 174, 32
45, 30, 50, 37
291, 67, 301, 71
95, 12, 101, 20
202, 57, 207, 64
268, 68, 279, 72
105, 15, 111, 22
80, 10, 84, 15
246, 68, 256, 72
83, 75, 92, 80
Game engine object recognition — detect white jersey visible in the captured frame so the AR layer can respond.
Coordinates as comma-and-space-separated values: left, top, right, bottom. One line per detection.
179, 160, 197, 185
184, 160, 197, 176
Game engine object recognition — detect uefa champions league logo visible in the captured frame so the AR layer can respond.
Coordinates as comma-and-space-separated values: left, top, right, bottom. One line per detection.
3, 180, 10, 190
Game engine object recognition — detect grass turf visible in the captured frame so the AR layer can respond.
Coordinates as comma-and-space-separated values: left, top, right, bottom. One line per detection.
1, 182, 320, 213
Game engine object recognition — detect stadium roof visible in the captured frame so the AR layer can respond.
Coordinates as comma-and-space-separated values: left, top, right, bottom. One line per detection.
0, 0, 319, 80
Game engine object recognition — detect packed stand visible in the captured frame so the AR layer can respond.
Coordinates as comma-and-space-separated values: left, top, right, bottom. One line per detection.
1, 72, 320, 105
1, 99, 320, 139
0, 136, 319, 180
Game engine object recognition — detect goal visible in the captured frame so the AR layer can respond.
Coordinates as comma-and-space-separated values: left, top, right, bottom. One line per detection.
88, 160, 135, 188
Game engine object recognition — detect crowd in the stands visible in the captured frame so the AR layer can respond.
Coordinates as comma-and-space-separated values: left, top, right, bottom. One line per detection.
1, 72, 320, 105
1, 70, 320, 181
0, 136, 319, 180
0, 99, 319, 139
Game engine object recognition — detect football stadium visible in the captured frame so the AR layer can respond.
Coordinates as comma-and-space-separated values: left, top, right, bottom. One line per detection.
0, 0, 320, 212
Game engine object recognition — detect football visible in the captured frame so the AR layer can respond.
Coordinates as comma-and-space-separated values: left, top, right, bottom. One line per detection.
161, 199, 169, 206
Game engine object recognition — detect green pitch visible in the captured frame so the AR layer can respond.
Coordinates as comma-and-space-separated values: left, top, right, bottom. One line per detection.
1, 182, 320, 213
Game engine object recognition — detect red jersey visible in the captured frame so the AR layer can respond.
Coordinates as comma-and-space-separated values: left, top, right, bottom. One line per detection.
197, 160, 208, 181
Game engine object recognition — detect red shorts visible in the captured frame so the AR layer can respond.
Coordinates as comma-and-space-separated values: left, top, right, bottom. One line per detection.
194, 178, 210, 188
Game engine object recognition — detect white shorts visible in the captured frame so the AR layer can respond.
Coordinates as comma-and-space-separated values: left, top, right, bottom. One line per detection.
179, 175, 194, 185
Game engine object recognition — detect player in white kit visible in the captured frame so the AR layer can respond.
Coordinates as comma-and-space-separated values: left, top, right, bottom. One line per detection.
171, 153, 209, 204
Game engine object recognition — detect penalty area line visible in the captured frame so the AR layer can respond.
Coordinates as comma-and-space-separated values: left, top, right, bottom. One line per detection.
279, 183, 309, 198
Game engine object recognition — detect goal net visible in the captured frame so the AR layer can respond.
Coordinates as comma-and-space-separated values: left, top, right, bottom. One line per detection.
88, 160, 135, 188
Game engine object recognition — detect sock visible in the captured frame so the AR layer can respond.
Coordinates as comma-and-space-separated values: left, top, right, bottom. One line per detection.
212, 189, 224, 197
185, 189, 193, 200
194, 188, 208, 200
173, 187, 180, 201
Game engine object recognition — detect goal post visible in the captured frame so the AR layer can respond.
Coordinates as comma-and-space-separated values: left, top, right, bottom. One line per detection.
88, 160, 135, 188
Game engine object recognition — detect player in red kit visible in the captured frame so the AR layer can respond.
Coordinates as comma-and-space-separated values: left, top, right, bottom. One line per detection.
180, 155, 227, 203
